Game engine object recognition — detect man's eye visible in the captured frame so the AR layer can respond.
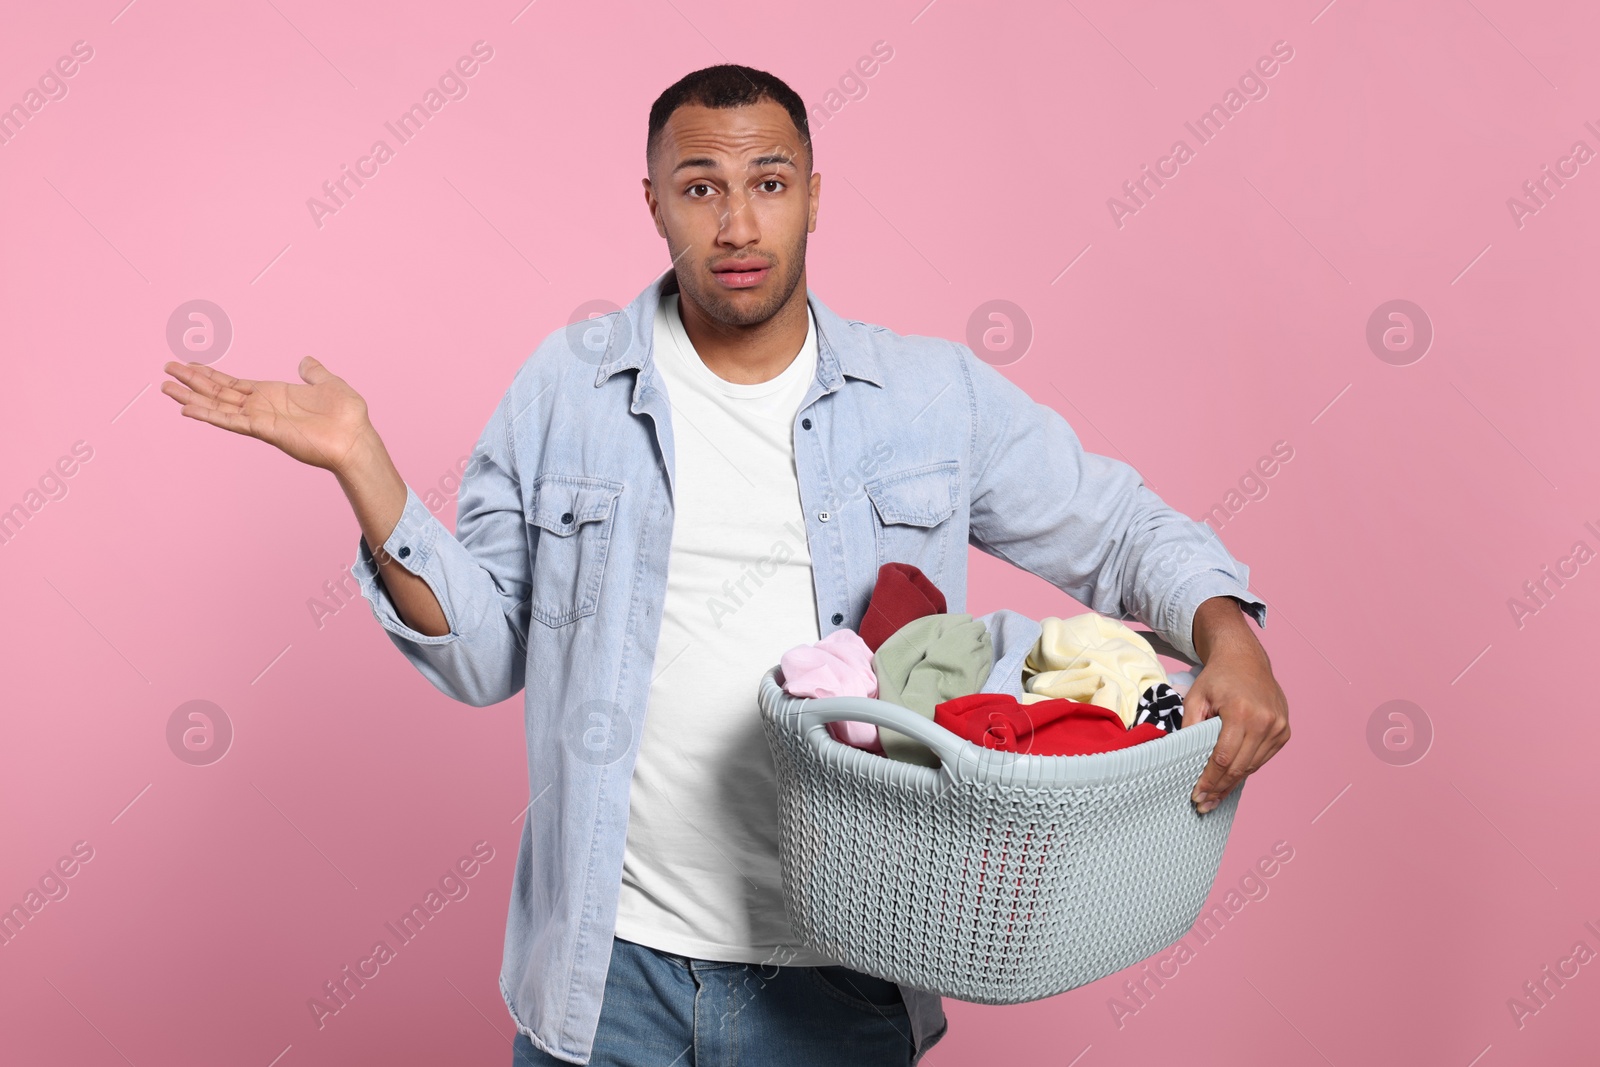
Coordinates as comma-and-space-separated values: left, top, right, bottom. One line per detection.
759, 179, 784, 193
687, 183, 714, 197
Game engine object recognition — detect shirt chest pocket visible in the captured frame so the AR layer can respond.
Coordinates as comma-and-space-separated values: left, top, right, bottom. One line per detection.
863, 461, 960, 588
526, 474, 625, 628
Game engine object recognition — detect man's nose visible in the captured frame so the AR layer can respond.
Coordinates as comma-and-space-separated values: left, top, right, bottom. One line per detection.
717, 186, 760, 247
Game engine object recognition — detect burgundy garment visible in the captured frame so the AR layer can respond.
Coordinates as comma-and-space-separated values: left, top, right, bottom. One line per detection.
933, 692, 1167, 756
858, 562, 948, 652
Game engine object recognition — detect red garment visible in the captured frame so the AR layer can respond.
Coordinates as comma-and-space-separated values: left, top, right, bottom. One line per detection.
933, 693, 1167, 756
858, 562, 948, 652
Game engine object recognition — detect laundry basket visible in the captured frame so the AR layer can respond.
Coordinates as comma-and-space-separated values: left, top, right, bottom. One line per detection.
757, 663, 1243, 1004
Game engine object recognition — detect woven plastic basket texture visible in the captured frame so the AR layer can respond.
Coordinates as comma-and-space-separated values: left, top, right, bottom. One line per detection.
758, 665, 1243, 1004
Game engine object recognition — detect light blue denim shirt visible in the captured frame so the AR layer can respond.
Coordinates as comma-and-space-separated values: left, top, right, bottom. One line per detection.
350, 267, 1266, 1064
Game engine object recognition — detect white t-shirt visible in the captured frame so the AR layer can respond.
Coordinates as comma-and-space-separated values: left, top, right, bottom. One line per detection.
612, 292, 837, 965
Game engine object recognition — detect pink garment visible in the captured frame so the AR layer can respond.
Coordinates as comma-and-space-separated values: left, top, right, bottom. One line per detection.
778, 628, 885, 754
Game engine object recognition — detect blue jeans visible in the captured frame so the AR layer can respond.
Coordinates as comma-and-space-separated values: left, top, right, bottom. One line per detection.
510, 937, 916, 1066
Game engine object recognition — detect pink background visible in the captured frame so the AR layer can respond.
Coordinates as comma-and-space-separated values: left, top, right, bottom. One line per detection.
3, 0, 1596, 1064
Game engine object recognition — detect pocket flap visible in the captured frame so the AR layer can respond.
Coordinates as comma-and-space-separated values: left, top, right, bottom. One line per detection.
864, 462, 959, 527
529, 475, 623, 535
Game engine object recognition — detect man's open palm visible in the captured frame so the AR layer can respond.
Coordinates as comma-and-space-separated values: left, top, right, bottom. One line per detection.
161, 356, 373, 475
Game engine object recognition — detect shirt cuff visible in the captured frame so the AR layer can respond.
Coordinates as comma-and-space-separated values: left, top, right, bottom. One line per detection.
1162, 572, 1267, 665
349, 483, 460, 645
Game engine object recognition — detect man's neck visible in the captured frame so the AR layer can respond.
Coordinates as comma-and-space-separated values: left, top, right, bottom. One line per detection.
674, 272, 810, 386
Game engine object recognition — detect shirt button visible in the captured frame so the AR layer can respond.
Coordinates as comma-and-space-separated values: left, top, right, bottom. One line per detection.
818, 511, 830, 522
831, 612, 844, 625
561, 511, 574, 524
801, 417, 813, 430
397, 546, 411, 559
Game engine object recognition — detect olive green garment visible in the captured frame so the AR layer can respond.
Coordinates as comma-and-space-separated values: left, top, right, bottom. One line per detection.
871, 613, 994, 767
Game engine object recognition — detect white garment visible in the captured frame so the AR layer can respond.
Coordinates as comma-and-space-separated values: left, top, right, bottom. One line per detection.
613, 293, 836, 965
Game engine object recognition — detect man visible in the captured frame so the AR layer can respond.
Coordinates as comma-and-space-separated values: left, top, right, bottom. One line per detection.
161, 64, 1288, 1067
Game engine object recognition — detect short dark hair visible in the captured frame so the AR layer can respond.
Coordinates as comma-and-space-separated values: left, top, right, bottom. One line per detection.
646, 64, 812, 175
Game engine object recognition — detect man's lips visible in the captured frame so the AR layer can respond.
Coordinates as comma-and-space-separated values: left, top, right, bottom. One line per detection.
711, 260, 771, 288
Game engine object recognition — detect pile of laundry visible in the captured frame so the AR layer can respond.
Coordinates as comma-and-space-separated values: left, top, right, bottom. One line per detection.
777, 563, 1190, 767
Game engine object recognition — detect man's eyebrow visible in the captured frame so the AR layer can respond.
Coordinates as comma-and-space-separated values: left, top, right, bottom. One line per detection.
671, 156, 721, 175
749, 154, 797, 169
670, 153, 798, 175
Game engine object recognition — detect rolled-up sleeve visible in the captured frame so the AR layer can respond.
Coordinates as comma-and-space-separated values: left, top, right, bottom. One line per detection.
349, 385, 533, 707
958, 343, 1265, 665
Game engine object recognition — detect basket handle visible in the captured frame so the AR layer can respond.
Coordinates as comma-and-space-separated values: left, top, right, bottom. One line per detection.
790, 695, 976, 776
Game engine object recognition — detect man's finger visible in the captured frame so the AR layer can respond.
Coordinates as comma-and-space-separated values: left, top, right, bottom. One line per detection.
1201, 730, 1264, 812
162, 361, 215, 394
165, 361, 251, 405
300, 356, 332, 384
180, 402, 253, 437
160, 380, 203, 407
1248, 721, 1291, 774
194, 363, 245, 387
1192, 712, 1247, 808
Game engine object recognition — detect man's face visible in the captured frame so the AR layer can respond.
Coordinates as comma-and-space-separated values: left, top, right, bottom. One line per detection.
644, 100, 820, 327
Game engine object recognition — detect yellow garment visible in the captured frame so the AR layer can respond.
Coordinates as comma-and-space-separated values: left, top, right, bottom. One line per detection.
1021, 613, 1167, 727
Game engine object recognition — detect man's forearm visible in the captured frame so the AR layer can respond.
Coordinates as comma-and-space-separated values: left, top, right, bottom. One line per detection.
1191, 595, 1267, 666
335, 429, 451, 637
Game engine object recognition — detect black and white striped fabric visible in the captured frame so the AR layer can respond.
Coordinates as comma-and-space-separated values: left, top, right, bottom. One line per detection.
1133, 682, 1185, 733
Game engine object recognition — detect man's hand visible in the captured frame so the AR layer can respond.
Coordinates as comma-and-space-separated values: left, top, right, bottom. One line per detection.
161, 355, 450, 637
161, 356, 378, 477
1184, 596, 1289, 814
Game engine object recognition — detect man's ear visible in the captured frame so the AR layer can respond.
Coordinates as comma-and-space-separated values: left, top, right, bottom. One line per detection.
642, 177, 668, 239
807, 170, 822, 233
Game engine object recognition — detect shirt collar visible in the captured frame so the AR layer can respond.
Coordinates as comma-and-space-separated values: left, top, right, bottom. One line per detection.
593, 265, 885, 391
